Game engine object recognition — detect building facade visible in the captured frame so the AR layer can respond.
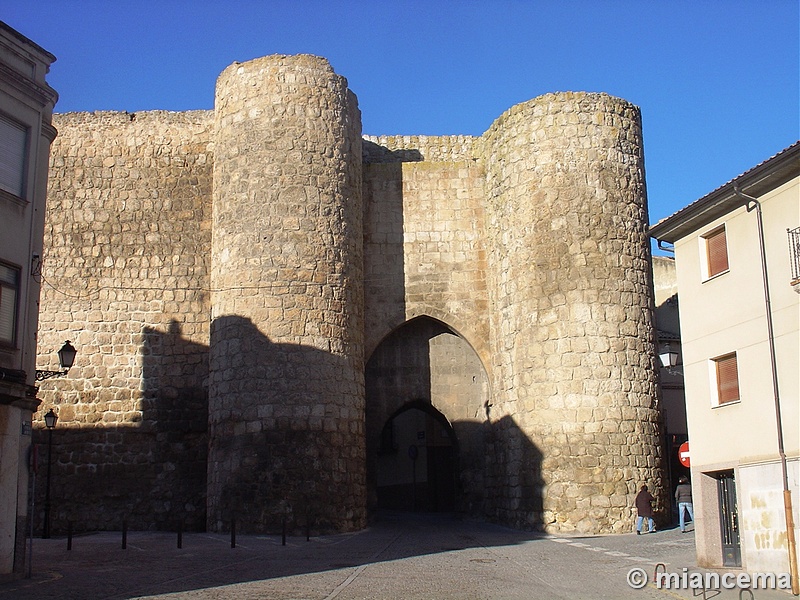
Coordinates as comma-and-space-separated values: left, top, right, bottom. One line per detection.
650, 142, 799, 585
0, 21, 57, 577
35, 54, 666, 537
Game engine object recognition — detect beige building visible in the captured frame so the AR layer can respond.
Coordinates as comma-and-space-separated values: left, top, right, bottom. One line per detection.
0, 22, 57, 577
649, 142, 799, 584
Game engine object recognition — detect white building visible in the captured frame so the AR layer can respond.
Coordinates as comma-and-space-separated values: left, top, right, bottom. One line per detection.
649, 142, 799, 589
0, 21, 57, 578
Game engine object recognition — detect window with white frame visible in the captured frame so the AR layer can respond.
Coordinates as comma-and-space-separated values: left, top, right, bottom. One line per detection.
700, 225, 729, 280
711, 352, 740, 406
0, 114, 28, 198
0, 262, 20, 346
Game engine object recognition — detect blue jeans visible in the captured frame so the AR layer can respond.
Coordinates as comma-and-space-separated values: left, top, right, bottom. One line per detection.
678, 502, 694, 531
636, 516, 654, 532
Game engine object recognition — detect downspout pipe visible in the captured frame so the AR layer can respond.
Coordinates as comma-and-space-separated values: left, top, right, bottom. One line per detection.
657, 239, 675, 254
733, 185, 798, 595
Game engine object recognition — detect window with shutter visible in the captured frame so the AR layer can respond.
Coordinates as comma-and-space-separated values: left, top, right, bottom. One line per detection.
714, 353, 740, 405
0, 114, 28, 198
0, 262, 20, 346
702, 226, 729, 279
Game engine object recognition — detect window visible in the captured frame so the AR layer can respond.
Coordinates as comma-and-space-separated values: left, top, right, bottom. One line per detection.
0, 262, 20, 346
0, 114, 28, 198
712, 353, 740, 405
701, 225, 729, 279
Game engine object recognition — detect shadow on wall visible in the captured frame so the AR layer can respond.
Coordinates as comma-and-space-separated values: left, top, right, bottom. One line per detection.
484, 415, 546, 530
34, 315, 368, 538
205, 316, 366, 535
654, 293, 680, 338
374, 405, 546, 531
33, 310, 546, 536
362, 141, 421, 356
362, 141, 423, 164
32, 321, 209, 535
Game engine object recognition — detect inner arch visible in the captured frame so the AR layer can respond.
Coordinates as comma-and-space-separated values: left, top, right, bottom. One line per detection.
376, 401, 457, 512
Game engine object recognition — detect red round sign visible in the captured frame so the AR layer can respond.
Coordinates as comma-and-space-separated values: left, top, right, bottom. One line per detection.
678, 441, 690, 468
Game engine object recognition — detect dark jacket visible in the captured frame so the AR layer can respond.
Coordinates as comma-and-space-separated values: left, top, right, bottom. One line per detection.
675, 483, 692, 504
635, 488, 655, 518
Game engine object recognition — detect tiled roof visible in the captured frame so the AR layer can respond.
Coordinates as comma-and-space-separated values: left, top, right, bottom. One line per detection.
656, 329, 681, 342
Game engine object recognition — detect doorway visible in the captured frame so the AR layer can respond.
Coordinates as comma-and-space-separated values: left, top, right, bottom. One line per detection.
376, 402, 457, 512
717, 470, 741, 567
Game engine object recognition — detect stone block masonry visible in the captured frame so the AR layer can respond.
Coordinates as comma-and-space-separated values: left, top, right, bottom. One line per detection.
481, 93, 661, 533
37, 110, 213, 531
35, 54, 665, 536
209, 55, 365, 532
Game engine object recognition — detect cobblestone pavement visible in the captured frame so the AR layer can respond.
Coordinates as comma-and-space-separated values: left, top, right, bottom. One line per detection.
1, 513, 794, 599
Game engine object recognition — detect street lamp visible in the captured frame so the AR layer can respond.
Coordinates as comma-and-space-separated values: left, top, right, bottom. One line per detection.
658, 343, 681, 372
35, 341, 77, 381
42, 408, 58, 539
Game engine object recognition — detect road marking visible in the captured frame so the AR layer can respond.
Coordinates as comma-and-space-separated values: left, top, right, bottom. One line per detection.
545, 537, 671, 567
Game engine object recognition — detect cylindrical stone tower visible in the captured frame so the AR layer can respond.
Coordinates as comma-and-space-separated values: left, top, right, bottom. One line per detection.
482, 92, 663, 534
208, 55, 365, 533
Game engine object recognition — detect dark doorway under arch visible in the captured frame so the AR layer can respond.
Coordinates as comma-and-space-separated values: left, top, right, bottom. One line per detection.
377, 401, 457, 512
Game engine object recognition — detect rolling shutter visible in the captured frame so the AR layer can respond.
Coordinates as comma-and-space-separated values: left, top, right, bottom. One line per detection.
0, 263, 19, 345
0, 115, 27, 197
716, 353, 740, 404
705, 227, 729, 277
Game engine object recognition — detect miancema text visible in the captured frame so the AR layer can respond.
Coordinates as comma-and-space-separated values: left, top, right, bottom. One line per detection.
656, 569, 792, 590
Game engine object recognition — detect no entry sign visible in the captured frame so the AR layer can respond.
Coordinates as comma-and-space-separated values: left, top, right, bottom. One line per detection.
678, 441, 690, 468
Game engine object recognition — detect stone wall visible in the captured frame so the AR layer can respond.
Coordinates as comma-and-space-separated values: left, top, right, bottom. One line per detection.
481, 92, 663, 532
36, 110, 213, 532
208, 55, 365, 533
363, 149, 489, 363
36, 54, 665, 537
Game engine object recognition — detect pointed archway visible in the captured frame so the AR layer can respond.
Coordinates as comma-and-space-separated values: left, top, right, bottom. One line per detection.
365, 316, 490, 517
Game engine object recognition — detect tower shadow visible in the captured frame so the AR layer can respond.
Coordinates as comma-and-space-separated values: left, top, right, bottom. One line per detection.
32, 321, 209, 534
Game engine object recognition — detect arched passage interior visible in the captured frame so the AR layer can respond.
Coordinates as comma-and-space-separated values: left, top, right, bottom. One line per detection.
365, 316, 490, 515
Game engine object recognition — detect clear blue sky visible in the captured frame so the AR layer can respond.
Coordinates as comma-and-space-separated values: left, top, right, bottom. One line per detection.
5, 0, 799, 232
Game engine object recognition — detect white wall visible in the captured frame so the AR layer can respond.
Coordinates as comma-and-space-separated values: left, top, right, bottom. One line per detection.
674, 176, 799, 572
674, 178, 799, 467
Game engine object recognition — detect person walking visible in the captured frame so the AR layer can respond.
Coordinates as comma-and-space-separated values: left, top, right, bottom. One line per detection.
635, 484, 656, 534
675, 475, 694, 533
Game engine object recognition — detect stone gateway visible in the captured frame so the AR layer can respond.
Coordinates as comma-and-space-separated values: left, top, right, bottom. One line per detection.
35, 54, 664, 536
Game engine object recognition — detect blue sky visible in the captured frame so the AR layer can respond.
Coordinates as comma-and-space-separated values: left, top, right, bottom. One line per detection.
5, 1, 799, 233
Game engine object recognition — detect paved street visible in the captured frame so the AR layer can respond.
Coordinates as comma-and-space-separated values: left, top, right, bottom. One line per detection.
1, 512, 794, 599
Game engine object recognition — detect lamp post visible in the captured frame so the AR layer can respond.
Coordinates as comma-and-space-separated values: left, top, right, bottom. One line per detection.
36, 341, 77, 381
42, 408, 58, 539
